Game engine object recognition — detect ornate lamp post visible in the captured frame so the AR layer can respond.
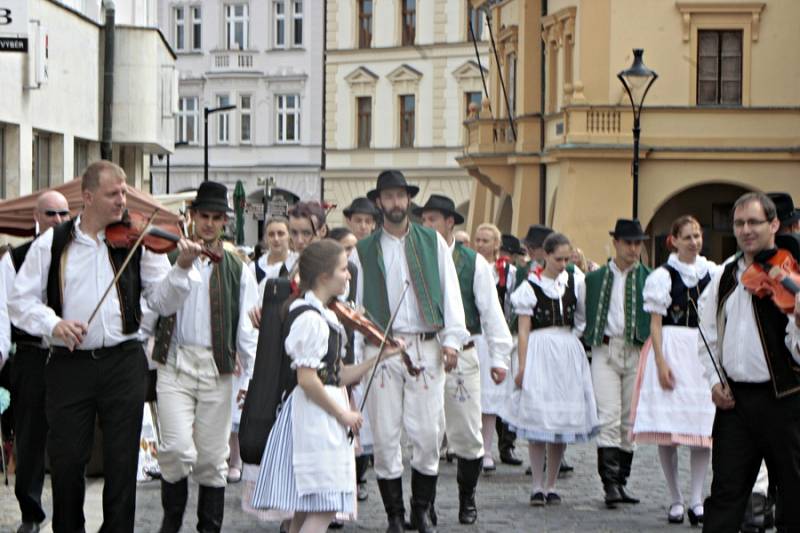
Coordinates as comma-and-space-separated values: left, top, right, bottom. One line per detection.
204, 104, 237, 182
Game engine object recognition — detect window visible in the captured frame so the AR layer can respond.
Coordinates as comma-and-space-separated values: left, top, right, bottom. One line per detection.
293, 1, 303, 46
276, 94, 300, 143
191, 6, 202, 51
697, 30, 742, 105
225, 4, 248, 50
357, 96, 372, 148
173, 6, 185, 51
401, 0, 415, 46
217, 95, 231, 143
358, 0, 372, 48
240, 95, 252, 143
465, 91, 482, 116
177, 96, 199, 144
399, 95, 415, 147
32, 132, 50, 191
275, 1, 285, 47
467, 3, 484, 41
74, 139, 89, 178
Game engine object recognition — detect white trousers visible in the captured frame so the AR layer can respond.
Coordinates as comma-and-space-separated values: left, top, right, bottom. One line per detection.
591, 339, 639, 451
443, 346, 484, 460
364, 335, 445, 479
156, 347, 233, 487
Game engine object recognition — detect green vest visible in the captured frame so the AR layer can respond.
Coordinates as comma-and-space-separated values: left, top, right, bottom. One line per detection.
356, 223, 443, 330
152, 249, 243, 374
582, 261, 651, 347
453, 242, 481, 335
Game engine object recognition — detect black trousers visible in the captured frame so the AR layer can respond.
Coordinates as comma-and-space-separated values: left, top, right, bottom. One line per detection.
12, 345, 49, 524
495, 416, 516, 454
45, 341, 146, 533
703, 381, 800, 533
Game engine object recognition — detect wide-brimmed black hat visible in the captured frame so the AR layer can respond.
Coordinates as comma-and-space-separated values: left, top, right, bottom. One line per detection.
411, 194, 464, 225
609, 219, 648, 241
767, 192, 800, 226
501, 234, 525, 255
191, 181, 232, 213
522, 224, 554, 249
367, 170, 420, 202
343, 196, 380, 219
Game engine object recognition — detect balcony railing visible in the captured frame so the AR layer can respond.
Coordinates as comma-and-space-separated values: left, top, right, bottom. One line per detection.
211, 50, 256, 71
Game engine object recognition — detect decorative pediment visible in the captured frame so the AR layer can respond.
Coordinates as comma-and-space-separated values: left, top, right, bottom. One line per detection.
387, 64, 423, 84
345, 66, 379, 86
452, 60, 487, 82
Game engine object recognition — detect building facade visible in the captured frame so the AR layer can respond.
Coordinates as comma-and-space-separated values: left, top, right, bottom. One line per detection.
323, 0, 490, 228
460, 0, 800, 265
152, 0, 323, 244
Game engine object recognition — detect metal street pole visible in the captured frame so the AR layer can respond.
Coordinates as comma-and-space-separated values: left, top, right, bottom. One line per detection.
204, 104, 237, 182
632, 116, 640, 219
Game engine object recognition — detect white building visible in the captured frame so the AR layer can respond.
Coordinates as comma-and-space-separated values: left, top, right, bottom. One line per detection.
152, 0, 324, 245
323, 0, 490, 228
0, 0, 176, 198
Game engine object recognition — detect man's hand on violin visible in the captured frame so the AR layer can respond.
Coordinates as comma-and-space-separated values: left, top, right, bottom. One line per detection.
443, 346, 459, 372
490, 367, 507, 384
53, 319, 88, 351
175, 238, 203, 269
711, 383, 735, 410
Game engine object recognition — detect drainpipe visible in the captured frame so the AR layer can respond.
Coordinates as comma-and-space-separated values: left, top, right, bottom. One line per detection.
320, 1, 327, 201
100, 0, 116, 161
538, 0, 547, 224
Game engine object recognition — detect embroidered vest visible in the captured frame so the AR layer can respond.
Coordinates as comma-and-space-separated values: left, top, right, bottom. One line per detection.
10, 240, 42, 345
583, 262, 651, 347
662, 264, 710, 328
528, 273, 577, 329
356, 223, 443, 330
453, 242, 481, 335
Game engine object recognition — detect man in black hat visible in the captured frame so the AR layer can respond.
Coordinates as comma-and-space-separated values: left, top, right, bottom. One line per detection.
514, 224, 554, 289
150, 181, 259, 533
353, 171, 468, 533
581, 219, 651, 509
416, 196, 513, 526
9, 161, 203, 533
768, 192, 800, 235
344, 196, 380, 241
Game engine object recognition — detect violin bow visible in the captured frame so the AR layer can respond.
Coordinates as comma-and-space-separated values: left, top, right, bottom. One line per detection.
86, 208, 160, 327
688, 297, 732, 394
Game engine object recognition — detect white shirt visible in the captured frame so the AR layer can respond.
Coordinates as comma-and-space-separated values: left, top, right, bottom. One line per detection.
255, 250, 299, 302
352, 226, 468, 351
643, 254, 718, 316
0, 252, 12, 365
604, 260, 635, 338
511, 269, 587, 338
697, 255, 800, 388
9, 216, 197, 350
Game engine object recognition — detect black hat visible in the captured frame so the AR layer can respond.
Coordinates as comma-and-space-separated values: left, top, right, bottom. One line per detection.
191, 181, 232, 213
767, 192, 800, 226
411, 194, 464, 225
343, 196, 380, 219
501, 234, 525, 255
609, 219, 648, 241
367, 170, 420, 202
523, 224, 554, 249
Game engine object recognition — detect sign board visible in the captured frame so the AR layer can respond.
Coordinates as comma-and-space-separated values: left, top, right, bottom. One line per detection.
267, 197, 289, 218
0, 0, 28, 53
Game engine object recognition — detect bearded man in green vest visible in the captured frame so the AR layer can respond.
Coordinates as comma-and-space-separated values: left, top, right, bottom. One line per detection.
353, 171, 469, 533
416, 195, 513, 526
151, 182, 260, 533
581, 218, 651, 509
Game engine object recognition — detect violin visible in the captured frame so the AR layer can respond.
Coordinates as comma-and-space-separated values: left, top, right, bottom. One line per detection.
106, 210, 222, 263
328, 300, 422, 377
741, 248, 800, 314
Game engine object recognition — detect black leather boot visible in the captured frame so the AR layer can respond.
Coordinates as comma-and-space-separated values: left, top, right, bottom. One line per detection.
410, 469, 438, 533
457, 457, 482, 525
597, 448, 623, 509
617, 450, 639, 504
197, 485, 225, 533
356, 455, 370, 501
159, 478, 188, 533
377, 477, 406, 533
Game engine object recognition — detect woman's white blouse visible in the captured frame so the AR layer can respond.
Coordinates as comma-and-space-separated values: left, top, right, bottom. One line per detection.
643, 254, 718, 316
510, 270, 586, 336
284, 291, 345, 370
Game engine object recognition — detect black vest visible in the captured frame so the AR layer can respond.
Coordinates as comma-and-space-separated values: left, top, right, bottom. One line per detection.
288, 304, 342, 387
254, 259, 289, 284
528, 273, 577, 329
9, 240, 43, 345
718, 258, 800, 398
47, 219, 143, 335
662, 264, 711, 328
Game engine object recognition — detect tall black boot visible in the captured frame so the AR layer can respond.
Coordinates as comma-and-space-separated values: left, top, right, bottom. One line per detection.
597, 448, 623, 509
159, 478, 188, 533
457, 457, 482, 525
617, 450, 639, 504
410, 470, 437, 533
356, 455, 370, 501
377, 478, 406, 533
196, 485, 225, 533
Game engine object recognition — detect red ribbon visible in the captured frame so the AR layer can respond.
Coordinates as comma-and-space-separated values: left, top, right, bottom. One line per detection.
495, 256, 509, 287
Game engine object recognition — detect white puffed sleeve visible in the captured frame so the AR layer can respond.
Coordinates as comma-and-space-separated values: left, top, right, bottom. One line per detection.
643, 267, 672, 316
284, 310, 330, 369
510, 281, 537, 317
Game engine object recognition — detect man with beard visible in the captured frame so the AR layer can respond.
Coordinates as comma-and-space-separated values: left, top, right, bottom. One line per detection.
352, 171, 468, 533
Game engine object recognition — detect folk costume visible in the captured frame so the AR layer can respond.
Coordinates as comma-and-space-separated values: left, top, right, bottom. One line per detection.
250, 250, 298, 285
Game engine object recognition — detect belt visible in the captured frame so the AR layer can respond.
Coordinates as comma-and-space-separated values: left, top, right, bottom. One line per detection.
462, 341, 475, 351
395, 332, 436, 341
50, 339, 141, 360
727, 379, 771, 390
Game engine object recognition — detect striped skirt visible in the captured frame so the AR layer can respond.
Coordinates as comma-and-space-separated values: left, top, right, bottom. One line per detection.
251, 395, 356, 517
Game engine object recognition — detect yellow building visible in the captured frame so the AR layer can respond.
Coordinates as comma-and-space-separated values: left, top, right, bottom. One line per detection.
459, 0, 800, 265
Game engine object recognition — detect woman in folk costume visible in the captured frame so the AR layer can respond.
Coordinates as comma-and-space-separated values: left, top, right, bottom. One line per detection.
251, 240, 403, 533
630, 215, 717, 525
500, 233, 598, 505
250, 216, 299, 285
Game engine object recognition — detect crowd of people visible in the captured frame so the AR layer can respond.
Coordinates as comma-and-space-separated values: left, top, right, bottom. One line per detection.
1, 161, 800, 533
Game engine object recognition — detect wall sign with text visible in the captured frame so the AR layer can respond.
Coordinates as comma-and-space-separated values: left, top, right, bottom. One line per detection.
0, 0, 28, 53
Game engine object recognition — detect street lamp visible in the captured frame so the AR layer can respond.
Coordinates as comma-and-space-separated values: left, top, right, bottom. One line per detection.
204, 104, 237, 182
617, 48, 658, 219
165, 140, 190, 194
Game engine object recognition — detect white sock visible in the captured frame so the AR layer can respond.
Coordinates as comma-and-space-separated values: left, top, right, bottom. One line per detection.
545, 443, 566, 492
658, 445, 682, 504
481, 414, 496, 464
529, 442, 546, 493
689, 446, 710, 509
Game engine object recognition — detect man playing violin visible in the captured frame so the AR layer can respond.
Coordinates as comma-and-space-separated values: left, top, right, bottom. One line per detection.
149, 181, 259, 533
697, 191, 800, 532
9, 161, 203, 533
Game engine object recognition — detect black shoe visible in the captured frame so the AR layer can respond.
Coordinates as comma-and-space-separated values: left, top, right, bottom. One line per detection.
385, 514, 405, 533
546, 492, 562, 505
16, 523, 41, 533
525, 466, 532, 475
197, 485, 225, 533
559, 459, 574, 474
410, 470, 438, 533
617, 450, 639, 504
159, 478, 188, 533
667, 503, 685, 524
499, 448, 523, 466
357, 481, 369, 501
377, 478, 406, 533
687, 504, 702, 526
457, 457, 481, 525
530, 492, 545, 507
329, 520, 344, 529
597, 448, 623, 509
